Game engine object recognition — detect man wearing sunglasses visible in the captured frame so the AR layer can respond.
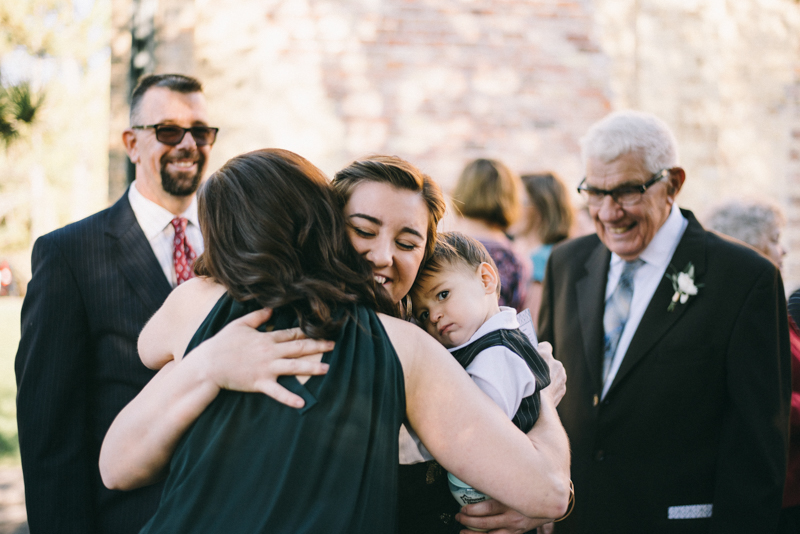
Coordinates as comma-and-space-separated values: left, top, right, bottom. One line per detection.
538, 110, 790, 533
16, 74, 217, 534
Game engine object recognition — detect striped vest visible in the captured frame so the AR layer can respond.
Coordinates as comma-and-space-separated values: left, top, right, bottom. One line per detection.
450, 328, 551, 433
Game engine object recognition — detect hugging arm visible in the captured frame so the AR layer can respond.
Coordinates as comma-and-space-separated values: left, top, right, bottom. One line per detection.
382, 315, 571, 520
455, 341, 569, 533
100, 304, 333, 490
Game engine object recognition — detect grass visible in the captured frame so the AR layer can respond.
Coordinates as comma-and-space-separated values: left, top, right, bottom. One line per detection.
0, 297, 22, 466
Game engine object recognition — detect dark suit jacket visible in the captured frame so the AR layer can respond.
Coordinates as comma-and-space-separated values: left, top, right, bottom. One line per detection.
16, 192, 172, 533
538, 209, 790, 534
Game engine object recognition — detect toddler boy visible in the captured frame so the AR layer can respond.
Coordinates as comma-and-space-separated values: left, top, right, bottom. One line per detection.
410, 231, 551, 439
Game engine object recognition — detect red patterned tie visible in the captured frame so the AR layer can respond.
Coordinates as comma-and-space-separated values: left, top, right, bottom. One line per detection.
171, 217, 196, 285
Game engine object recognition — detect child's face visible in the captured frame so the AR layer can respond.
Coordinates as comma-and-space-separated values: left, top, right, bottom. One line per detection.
410, 262, 498, 348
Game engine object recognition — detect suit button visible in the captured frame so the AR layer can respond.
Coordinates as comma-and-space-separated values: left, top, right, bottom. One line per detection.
594, 450, 605, 461
592, 394, 599, 406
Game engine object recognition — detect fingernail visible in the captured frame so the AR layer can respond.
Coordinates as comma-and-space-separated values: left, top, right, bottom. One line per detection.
321, 363, 330, 371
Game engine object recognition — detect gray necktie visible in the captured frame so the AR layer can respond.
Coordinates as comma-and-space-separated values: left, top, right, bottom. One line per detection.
602, 259, 644, 386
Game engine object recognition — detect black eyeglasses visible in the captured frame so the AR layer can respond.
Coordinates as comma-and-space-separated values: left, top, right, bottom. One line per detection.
577, 169, 669, 207
132, 123, 219, 146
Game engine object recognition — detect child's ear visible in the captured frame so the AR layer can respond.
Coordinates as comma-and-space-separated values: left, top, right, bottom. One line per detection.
478, 262, 499, 295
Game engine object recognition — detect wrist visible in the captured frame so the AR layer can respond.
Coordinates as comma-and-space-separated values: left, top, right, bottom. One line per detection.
182, 345, 223, 396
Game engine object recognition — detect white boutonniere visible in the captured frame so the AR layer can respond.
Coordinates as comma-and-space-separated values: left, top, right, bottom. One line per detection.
665, 262, 702, 312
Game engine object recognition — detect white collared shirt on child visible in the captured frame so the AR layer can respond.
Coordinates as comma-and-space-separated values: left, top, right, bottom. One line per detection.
411, 306, 537, 461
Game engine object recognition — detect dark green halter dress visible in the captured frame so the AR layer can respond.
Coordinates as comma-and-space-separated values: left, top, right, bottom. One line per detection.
139, 294, 406, 534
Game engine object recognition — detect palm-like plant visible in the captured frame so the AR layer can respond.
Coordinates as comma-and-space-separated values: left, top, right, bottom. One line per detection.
0, 81, 44, 147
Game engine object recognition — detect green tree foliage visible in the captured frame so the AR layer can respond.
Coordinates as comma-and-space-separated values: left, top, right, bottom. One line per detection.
0, 81, 44, 146
0, 0, 111, 263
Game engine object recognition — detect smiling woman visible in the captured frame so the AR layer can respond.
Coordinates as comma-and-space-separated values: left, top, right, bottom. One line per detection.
99, 149, 572, 534
333, 156, 446, 308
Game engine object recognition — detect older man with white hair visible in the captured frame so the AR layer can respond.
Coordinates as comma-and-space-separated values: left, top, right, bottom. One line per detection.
538, 110, 790, 533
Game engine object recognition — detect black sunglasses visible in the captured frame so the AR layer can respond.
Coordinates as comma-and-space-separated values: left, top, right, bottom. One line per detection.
132, 123, 219, 146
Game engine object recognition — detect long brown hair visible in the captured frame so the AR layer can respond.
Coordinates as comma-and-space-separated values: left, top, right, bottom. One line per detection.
194, 148, 397, 338
520, 172, 574, 244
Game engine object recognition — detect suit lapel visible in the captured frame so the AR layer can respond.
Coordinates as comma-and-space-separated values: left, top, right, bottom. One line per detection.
106, 191, 172, 313
606, 210, 707, 395
576, 241, 611, 391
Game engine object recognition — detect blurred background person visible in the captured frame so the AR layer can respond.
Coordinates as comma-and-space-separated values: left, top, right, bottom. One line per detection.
450, 158, 529, 312
0, 260, 20, 296
704, 199, 786, 269
512, 172, 575, 325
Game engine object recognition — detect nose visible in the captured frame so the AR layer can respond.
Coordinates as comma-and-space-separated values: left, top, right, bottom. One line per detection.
597, 194, 624, 221
175, 128, 199, 151
365, 236, 392, 268
429, 307, 442, 325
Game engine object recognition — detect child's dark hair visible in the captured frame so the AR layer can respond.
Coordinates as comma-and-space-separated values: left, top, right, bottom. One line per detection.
415, 231, 501, 295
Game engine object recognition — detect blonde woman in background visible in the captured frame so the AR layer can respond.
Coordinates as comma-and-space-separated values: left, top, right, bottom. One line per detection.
450, 158, 529, 312
512, 172, 575, 326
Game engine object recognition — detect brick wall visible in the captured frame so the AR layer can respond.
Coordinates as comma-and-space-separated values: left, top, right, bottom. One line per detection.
109, 0, 800, 285
189, 0, 610, 191
594, 0, 800, 288
787, 66, 800, 292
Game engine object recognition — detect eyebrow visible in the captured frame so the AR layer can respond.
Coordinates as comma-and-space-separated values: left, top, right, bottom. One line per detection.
349, 213, 381, 225
348, 214, 425, 239
424, 280, 447, 298
154, 119, 211, 127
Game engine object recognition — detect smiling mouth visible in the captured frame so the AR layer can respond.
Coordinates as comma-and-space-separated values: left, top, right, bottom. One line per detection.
608, 222, 636, 235
374, 275, 390, 285
168, 160, 198, 169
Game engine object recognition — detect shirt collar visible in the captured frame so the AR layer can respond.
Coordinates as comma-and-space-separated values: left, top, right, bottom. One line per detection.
128, 181, 200, 239
448, 306, 519, 352
609, 203, 687, 270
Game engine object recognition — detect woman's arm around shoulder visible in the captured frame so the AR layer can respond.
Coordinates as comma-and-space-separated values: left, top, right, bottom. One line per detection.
138, 276, 225, 369
379, 314, 571, 520
101, 293, 334, 491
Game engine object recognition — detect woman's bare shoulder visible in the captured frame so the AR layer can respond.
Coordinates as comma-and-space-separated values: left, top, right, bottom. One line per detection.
377, 314, 420, 346
139, 277, 226, 368
377, 313, 442, 365
167, 276, 226, 305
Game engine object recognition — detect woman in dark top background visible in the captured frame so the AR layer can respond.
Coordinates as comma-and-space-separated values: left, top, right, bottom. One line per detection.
101, 149, 571, 533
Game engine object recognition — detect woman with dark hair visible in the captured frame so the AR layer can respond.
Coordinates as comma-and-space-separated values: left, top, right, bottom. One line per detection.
101, 151, 570, 533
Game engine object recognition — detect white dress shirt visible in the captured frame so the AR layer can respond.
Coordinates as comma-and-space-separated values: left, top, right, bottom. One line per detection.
406, 307, 538, 462
601, 204, 687, 399
128, 182, 204, 288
